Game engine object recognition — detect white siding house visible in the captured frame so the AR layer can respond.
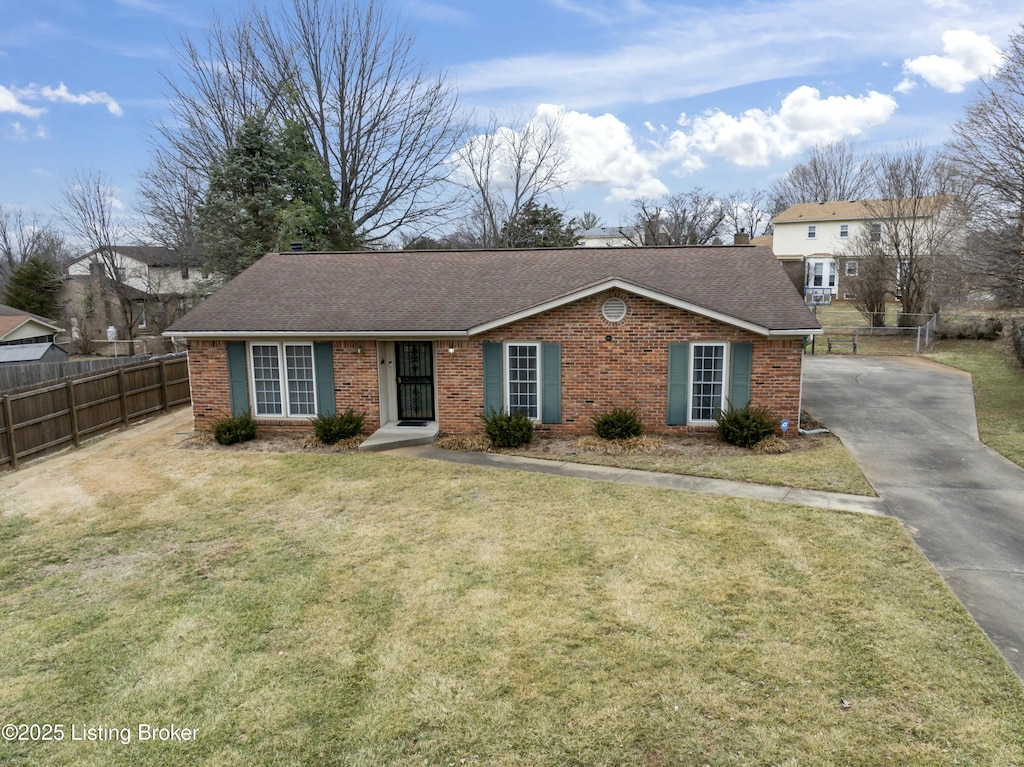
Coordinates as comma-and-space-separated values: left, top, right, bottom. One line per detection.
771, 198, 955, 301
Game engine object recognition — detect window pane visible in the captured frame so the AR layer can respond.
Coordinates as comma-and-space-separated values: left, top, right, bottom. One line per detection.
507, 344, 539, 419
690, 344, 725, 421
285, 345, 316, 416
252, 344, 282, 416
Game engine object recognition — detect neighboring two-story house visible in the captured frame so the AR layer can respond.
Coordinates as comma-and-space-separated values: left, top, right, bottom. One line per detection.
771, 197, 957, 303
62, 246, 219, 354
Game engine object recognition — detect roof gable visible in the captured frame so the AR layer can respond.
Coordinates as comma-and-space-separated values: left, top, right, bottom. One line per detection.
167, 246, 821, 337
0, 304, 62, 340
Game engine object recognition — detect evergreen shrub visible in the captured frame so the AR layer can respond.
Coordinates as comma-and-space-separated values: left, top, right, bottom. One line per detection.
715, 405, 779, 448
591, 408, 645, 440
481, 408, 535, 448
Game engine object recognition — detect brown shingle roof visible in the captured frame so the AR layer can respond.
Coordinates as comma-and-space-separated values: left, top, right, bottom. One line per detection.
772, 196, 950, 224
167, 246, 820, 336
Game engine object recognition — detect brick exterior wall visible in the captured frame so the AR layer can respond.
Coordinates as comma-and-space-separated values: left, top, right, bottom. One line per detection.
436, 290, 804, 435
186, 289, 806, 436
186, 339, 381, 434
186, 340, 231, 431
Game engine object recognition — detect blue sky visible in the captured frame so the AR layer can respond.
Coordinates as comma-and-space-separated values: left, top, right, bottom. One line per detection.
0, 0, 1019, 239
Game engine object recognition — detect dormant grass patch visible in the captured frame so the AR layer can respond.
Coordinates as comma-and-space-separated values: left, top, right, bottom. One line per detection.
0, 410, 1021, 765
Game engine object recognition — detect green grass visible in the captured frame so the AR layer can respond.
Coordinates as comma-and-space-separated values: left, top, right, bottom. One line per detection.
0, 414, 1022, 766
926, 338, 1024, 468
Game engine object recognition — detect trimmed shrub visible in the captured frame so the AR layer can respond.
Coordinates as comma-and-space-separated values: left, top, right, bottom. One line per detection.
481, 407, 535, 448
212, 413, 258, 445
311, 409, 365, 444
715, 405, 779, 448
936, 317, 1004, 340
591, 407, 645, 440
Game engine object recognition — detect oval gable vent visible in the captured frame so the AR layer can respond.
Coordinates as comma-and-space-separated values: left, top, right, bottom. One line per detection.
602, 297, 627, 323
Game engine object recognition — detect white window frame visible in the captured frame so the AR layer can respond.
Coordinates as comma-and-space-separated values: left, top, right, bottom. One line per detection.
845, 260, 859, 277
807, 258, 837, 292
135, 301, 147, 329
249, 342, 318, 418
839, 224, 849, 239
807, 225, 817, 239
689, 342, 728, 424
505, 342, 541, 421
870, 222, 882, 242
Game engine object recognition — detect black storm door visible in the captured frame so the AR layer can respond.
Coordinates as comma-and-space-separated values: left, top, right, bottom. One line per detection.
395, 341, 435, 421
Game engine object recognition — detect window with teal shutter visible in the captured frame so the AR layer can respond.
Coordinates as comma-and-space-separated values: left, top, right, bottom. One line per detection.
226, 341, 250, 417
728, 342, 753, 410
482, 342, 503, 414
314, 342, 336, 415
541, 342, 561, 423
666, 342, 689, 425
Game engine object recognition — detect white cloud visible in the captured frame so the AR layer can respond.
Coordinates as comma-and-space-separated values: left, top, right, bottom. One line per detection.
2, 82, 123, 121
452, 84, 901, 204
38, 83, 123, 116
659, 86, 898, 170
0, 85, 45, 117
899, 29, 1002, 93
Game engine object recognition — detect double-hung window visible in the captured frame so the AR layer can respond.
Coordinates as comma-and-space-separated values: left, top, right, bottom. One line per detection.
807, 225, 817, 239
250, 343, 317, 417
690, 343, 726, 422
506, 343, 540, 419
839, 224, 849, 239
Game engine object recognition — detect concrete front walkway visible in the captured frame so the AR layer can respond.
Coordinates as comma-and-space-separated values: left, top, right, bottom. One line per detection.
802, 355, 1024, 680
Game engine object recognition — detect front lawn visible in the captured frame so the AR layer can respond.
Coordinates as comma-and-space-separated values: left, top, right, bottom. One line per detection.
927, 339, 1024, 468
0, 411, 1021, 766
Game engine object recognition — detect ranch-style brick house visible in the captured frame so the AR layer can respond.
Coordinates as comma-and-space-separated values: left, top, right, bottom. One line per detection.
166, 246, 821, 439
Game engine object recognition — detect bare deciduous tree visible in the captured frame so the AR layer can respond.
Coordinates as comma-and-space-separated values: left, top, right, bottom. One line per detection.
59, 170, 140, 344
452, 109, 569, 247
769, 140, 875, 213
840, 145, 966, 323
146, 0, 463, 248
625, 189, 726, 245
0, 206, 70, 290
945, 24, 1024, 304
721, 189, 772, 240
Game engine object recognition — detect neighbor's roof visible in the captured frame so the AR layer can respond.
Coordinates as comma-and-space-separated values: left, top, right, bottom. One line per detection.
167, 246, 821, 338
772, 196, 951, 224
0, 304, 63, 339
68, 245, 193, 268
0, 342, 61, 363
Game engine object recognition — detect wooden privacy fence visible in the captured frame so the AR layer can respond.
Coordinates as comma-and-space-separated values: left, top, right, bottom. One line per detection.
0, 354, 191, 471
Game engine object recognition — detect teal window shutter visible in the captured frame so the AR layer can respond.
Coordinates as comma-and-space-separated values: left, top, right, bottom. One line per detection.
482, 342, 503, 414
729, 342, 753, 411
666, 342, 689, 425
314, 342, 336, 415
226, 341, 250, 417
541, 342, 561, 424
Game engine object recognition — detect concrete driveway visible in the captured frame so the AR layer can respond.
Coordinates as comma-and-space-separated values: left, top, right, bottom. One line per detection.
802, 355, 1024, 679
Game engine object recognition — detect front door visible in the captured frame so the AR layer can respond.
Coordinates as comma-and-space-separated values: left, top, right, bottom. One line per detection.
395, 341, 435, 421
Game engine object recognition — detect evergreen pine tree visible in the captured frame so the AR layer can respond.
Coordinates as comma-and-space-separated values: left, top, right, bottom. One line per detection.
3, 257, 62, 319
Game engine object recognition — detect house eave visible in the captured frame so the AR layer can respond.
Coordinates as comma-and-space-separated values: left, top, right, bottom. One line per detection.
163, 330, 472, 340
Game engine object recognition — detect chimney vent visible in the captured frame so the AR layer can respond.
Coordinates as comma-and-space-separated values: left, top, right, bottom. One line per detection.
734, 229, 750, 245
